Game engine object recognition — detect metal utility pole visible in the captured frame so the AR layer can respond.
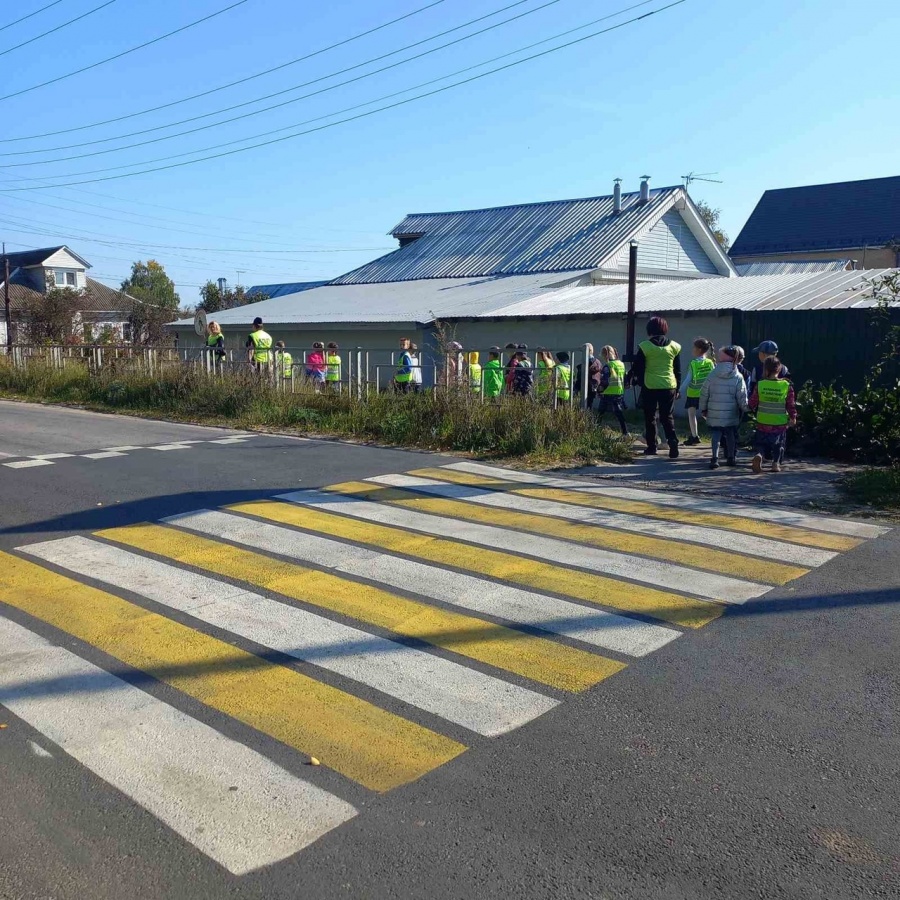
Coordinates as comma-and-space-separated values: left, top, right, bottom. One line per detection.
3, 242, 11, 352
624, 240, 638, 362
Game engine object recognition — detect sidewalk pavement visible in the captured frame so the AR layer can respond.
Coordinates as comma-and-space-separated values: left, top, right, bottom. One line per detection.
567, 441, 859, 512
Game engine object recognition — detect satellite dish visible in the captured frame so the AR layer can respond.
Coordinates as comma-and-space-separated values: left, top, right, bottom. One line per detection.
194, 308, 208, 337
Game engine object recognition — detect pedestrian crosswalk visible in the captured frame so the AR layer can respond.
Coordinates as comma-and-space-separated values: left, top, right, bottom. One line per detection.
0, 462, 889, 874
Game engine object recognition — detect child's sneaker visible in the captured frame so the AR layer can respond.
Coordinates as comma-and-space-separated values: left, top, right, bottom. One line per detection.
709, 459, 720, 470
771, 461, 782, 473
751, 453, 763, 474
725, 458, 737, 467
682, 436, 701, 446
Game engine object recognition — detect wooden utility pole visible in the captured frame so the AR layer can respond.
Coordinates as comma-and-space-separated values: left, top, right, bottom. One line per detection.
3, 242, 11, 352
624, 240, 638, 361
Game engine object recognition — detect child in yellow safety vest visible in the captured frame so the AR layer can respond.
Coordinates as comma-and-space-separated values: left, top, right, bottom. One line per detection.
554, 351, 571, 403
680, 337, 715, 446
274, 341, 293, 380
596, 346, 628, 434
325, 342, 341, 390
483, 347, 504, 399
535, 348, 556, 401
467, 351, 482, 395
748, 356, 797, 473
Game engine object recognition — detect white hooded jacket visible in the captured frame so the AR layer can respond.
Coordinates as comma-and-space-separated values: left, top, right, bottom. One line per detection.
699, 361, 749, 428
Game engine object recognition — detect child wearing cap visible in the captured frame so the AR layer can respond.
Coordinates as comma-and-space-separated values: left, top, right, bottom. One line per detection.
554, 351, 572, 403
699, 345, 749, 469
484, 347, 504, 399
749, 356, 797, 473
749, 340, 790, 394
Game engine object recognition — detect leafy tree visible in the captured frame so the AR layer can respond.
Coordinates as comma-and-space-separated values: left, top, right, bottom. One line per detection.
198, 281, 268, 313
121, 259, 180, 310
22, 286, 84, 344
127, 299, 179, 346
695, 199, 730, 251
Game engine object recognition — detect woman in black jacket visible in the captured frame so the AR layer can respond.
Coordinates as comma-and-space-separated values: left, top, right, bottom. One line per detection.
631, 316, 682, 458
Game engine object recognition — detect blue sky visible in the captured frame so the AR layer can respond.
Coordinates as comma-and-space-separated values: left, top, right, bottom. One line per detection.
0, 0, 897, 303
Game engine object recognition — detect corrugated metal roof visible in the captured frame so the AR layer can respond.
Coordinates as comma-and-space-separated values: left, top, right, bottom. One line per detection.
173, 271, 593, 327
333, 187, 712, 284
482, 269, 898, 318
731, 176, 900, 256
246, 281, 328, 299
735, 260, 851, 276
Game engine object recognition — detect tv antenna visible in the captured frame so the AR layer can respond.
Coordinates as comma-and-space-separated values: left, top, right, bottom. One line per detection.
236, 269, 245, 286
682, 171, 723, 188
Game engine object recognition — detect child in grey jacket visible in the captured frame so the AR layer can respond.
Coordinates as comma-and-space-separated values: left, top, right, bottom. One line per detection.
699, 345, 749, 469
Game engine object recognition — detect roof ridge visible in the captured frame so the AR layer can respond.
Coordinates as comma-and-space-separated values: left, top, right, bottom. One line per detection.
764, 174, 900, 194
397, 185, 683, 222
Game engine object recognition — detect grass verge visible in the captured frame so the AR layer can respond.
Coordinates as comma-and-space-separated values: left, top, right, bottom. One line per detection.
0, 361, 633, 465
840, 466, 900, 510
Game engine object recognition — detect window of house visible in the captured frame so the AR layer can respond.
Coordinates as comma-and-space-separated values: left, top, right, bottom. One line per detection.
54, 269, 77, 287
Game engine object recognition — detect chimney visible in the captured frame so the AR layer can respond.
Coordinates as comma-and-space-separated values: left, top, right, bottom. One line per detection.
613, 178, 622, 214
639, 175, 651, 205
217, 277, 227, 294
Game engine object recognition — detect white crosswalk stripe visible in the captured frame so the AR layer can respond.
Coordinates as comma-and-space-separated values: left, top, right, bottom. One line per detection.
23, 536, 556, 737
365, 473, 836, 568
445, 462, 888, 539
277, 489, 769, 604
0, 615, 357, 875
163, 508, 679, 657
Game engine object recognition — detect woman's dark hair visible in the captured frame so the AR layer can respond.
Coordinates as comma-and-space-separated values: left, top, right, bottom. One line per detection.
646, 316, 669, 336
763, 356, 783, 378
693, 337, 714, 356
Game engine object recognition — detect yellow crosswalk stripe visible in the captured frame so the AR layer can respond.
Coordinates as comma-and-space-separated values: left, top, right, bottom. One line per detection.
228, 500, 723, 629
330, 480, 807, 586
410, 467, 860, 553
0, 550, 463, 793
99, 523, 624, 692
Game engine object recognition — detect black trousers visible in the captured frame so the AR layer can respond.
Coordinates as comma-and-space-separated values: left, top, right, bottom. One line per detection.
642, 389, 678, 450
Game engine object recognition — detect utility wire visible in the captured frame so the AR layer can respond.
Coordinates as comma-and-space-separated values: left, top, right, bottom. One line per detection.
1, 190, 382, 248
0, 211, 388, 254
0, 0, 562, 165
0, 0, 119, 58
0, 0, 448, 142
0, 168, 381, 232
1, 0, 676, 187
0, 0, 68, 34
0, 0, 252, 103
1, 0, 543, 157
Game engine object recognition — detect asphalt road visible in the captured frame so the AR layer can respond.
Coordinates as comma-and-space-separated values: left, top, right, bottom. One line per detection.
0, 400, 897, 900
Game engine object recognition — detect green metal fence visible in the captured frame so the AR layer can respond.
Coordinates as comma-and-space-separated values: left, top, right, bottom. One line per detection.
732, 308, 900, 389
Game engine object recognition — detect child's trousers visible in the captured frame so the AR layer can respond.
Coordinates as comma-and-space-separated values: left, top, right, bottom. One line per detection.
710, 426, 738, 462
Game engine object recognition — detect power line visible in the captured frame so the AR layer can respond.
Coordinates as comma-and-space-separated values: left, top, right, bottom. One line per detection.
0, 169, 383, 233
0, 0, 252, 103
0, 0, 562, 165
1, 0, 550, 159
0, 0, 68, 34
0, 0, 678, 188
0, 0, 448, 143
1, 190, 383, 249
0, 0, 119, 58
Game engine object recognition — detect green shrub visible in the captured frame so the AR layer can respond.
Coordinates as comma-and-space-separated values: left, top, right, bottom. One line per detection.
841, 466, 900, 509
795, 379, 900, 464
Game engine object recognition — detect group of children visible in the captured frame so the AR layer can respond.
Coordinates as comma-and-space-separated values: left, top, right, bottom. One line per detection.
682, 337, 796, 473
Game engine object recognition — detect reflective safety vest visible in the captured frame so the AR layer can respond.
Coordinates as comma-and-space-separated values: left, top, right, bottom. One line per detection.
639, 339, 681, 390
555, 364, 571, 401
248, 329, 273, 364
395, 351, 413, 383
206, 333, 221, 348
603, 359, 625, 396
326, 353, 341, 382
469, 362, 482, 392
483, 360, 504, 397
687, 357, 715, 398
756, 378, 790, 426
278, 351, 293, 378
536, 360, 554, 396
